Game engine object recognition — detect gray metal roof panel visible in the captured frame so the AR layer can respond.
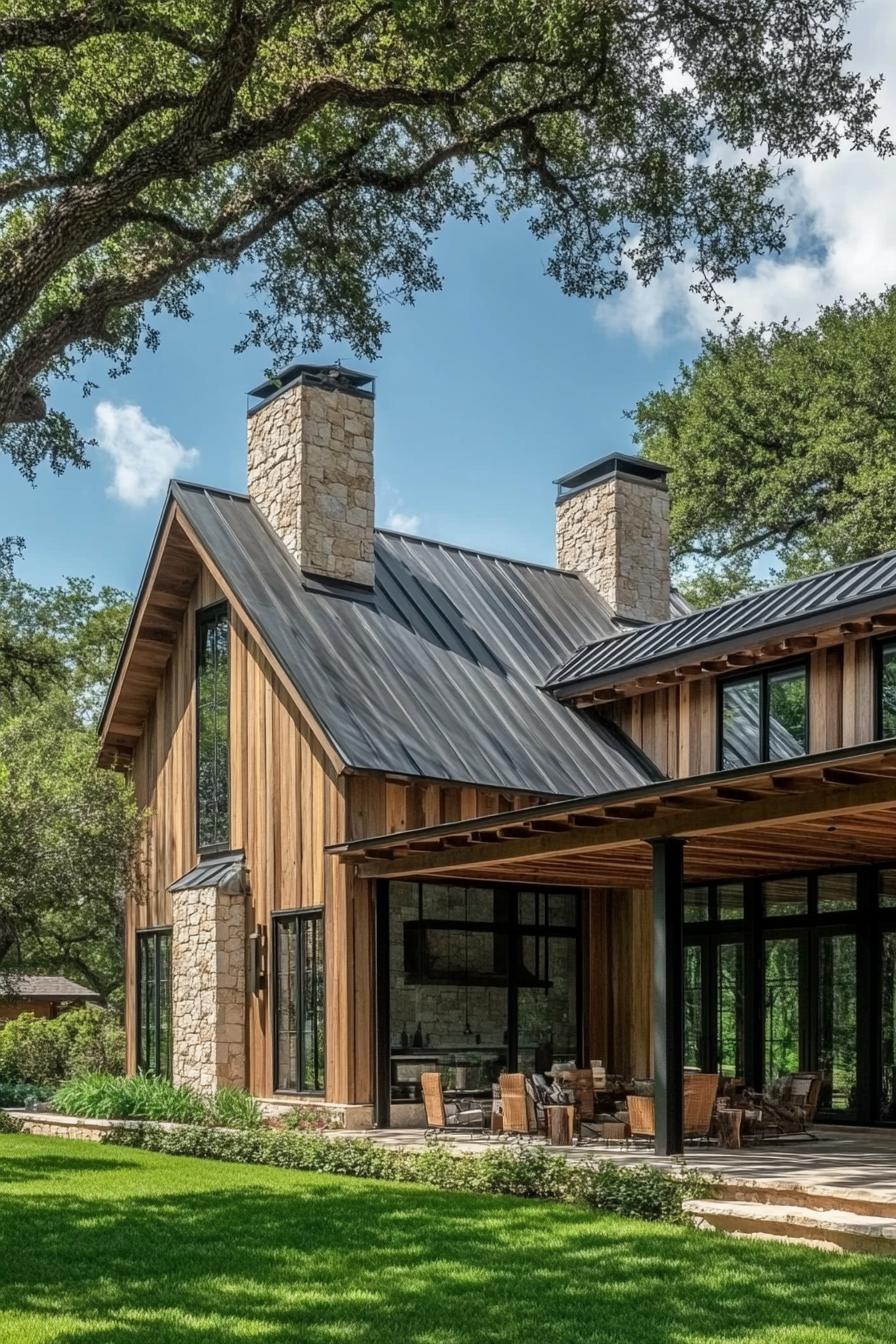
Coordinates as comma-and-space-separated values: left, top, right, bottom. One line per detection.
171, 483, 664, 797
168, 850, 247, 892
546, 548, 896, 692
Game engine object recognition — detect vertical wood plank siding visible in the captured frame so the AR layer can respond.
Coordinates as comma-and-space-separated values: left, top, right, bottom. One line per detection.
612, 639, 875, 777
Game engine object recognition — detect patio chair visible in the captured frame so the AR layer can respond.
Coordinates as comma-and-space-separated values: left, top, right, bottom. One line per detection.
626, 1073, 720, 1144
499, 1072, 540, 1139
741, 1072, 821, 1141
420, 1072, 485, 1139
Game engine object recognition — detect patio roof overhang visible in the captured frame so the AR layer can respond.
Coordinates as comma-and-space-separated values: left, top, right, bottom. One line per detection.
330, 738, 896, 888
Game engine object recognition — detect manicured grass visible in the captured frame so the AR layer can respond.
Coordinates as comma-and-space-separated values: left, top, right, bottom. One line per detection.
0, 1134, 894, 1344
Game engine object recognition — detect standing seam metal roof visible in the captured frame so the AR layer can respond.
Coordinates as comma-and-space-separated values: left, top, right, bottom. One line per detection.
171, 482, 664, 797
546, 548, 896, 692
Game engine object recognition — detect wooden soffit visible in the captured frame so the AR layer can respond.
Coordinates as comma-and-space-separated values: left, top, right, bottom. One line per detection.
331, 740, 896, 888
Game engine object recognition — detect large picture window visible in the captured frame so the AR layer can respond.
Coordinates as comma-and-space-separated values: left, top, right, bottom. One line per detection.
385, 882, 580, 1105
196, 603, 229, 850
719, 662, 808, 769
137, 929, 172, 1077
274, 911, 325, 1093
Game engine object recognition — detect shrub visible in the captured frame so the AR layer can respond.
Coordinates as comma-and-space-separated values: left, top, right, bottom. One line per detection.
0, 1014, 67, 1085
103, 1124, 710, 1223
207, 1087, 264, 1131
282, 1104, 330, 1133
52, 1005, 125, 1078
0, 1080, 53, 1109
53, 1073, 207, 1124
0, 1109, 22, 1134
52, 1073, 266, 1129
0, 1006, 124, 1086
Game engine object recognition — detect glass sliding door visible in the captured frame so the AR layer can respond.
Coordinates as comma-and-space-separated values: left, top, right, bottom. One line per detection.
881, 930, 896, 1122
717, 941, 745, 1079
764, 935, 802, 1083
683, 944, 704, 1070
816, 931, 857, 1115
274, 910, 325, 1093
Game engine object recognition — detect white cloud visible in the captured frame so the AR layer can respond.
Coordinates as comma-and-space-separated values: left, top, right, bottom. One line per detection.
600, 0, 896, 343
94, 401, 199, 506
386, 509, 422, 533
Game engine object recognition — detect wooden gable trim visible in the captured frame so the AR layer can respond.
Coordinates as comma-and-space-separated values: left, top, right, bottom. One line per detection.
99, 498, 346, 776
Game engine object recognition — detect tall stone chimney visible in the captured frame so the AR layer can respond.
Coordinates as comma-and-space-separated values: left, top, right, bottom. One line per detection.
247, 362, 375, 587
555, 452, 671, 623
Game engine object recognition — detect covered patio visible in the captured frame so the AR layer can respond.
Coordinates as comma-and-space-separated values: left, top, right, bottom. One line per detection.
333, 738, 896, 1154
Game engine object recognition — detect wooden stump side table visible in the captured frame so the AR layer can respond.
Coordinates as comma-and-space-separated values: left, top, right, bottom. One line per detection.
545, 1104, 576, 1146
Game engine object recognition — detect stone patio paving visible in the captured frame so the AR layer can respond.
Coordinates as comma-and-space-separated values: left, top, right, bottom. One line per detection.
341, 1124, 896, 1200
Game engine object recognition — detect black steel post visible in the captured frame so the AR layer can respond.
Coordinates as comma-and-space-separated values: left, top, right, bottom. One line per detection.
373, 881, 391, 1129
651, 837, 685, 1155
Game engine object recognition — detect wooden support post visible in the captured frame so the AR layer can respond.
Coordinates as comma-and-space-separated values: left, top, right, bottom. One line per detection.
651, 837, 685, 1156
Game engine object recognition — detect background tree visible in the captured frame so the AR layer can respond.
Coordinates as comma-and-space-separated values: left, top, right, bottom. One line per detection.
0, 569, 139, 1003
631, 289, 896, 606
0, 0, 887, 478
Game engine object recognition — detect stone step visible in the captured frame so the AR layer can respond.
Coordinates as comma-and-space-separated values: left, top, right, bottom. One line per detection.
685, 1198, 896, 1256
714, 1176, 896, 1219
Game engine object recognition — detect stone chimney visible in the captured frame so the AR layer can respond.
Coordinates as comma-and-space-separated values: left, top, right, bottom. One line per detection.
554, 452, 671, 623
247, 362, 375, 587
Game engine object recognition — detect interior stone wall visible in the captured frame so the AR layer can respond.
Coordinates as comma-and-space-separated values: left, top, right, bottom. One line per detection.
171, 884, 246, 1093
247, 381, 375, 587
556, 474, 670, 623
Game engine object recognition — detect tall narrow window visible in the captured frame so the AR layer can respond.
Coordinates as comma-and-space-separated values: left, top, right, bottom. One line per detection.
196, 603, 229, 850
720, 663, 807, 769
274, 911, 325, 1093
137, 929, 172, 1077
877, 639, 896, 739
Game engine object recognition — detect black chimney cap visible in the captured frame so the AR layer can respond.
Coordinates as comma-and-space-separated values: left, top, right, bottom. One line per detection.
248, 361, 375, 409
554, 451, 670, 501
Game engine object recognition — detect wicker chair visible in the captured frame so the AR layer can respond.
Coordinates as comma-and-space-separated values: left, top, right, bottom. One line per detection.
626, 1073, 720, 1143
499, 1072, 540, 1138
420, 1072, 485, 1138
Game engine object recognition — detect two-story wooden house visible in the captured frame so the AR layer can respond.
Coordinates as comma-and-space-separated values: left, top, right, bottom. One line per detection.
100, 362, 896, 1151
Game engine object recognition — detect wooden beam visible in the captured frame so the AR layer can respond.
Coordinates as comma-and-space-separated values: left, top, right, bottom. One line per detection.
356, 773, 896, 879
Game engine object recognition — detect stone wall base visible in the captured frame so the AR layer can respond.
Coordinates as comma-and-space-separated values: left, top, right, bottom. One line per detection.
258, 1098, 376, 1130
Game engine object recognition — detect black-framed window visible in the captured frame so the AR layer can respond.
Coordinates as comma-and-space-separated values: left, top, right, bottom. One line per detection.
137, 928, 172, 1077
719, 661, 808, 769
196, 603, 230, 851
274, 910, 325, 1093
876, 638, 896, 739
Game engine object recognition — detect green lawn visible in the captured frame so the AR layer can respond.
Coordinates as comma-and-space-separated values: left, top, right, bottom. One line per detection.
1, 1134, 894, 1344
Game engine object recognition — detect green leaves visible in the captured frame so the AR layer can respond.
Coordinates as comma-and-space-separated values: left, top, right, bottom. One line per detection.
632, 290, 896, 605
0, 0, 887, 474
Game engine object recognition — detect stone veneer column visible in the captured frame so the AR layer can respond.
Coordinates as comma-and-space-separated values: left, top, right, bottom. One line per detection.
556, 468, 670, 623
171, 883, 246, 1093
247, 377, 375, 587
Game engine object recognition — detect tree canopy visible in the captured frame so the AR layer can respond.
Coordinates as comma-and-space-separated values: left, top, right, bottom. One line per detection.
0, 0, 887, 478
631, 289, 896, 607
0, 565, 139, 1002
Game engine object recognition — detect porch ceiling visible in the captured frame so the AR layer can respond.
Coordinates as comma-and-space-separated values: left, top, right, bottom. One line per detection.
331, 739, 896, 888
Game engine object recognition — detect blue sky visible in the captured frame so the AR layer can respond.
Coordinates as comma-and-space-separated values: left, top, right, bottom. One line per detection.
3, 0, 892, 597
1, 213, 685, 593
